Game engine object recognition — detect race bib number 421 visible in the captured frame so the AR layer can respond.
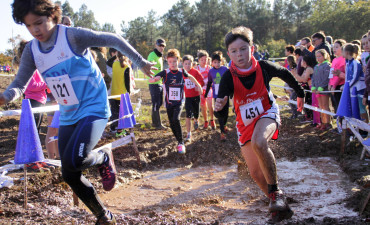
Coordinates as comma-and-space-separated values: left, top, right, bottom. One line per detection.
240, 99, 264, 126
46, 74, 79, 105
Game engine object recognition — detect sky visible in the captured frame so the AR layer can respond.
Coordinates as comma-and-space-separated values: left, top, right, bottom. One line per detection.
0, 0, 197, 53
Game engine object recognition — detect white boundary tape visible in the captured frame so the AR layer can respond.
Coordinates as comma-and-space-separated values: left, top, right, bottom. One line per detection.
0, 90, 141, 117
271, 84, 342, 93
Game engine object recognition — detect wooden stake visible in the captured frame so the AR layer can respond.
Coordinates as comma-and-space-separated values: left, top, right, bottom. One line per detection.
73, 192, 79, 207
24, 164, 27, 209
340, 120, 347, 158
129, 128, 141, 168
360, 192, 370, 215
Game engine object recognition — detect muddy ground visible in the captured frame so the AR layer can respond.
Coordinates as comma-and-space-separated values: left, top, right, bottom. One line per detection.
0, 75, 370, 224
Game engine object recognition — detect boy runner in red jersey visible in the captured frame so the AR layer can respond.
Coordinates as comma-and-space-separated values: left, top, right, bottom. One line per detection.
183, 55, 204, 142
215, 27, 304, 223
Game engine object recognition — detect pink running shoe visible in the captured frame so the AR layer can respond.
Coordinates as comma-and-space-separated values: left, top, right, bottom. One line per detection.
98, 148, 117, 191
177, 144, 186, 154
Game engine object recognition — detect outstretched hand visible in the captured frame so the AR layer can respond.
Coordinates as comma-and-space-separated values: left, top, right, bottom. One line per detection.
297, 97, 304, 112
214, 96, 228, 111
141, 62, 158, 78
0, 93, 6, 105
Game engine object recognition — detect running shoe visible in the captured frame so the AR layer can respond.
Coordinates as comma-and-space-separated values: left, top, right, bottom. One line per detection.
185, 133, 191, 143
210, 120, 216, 130
203, 121, 209, 129
96, 210, 116, 225
98, 148, 117, 191
115, 130, 127, 137
177, 144, 186, 154
267, 208, 294, 224
268, 190, 290, 212
194, 121, 199, 130
220, 133, 226, 141
26, 162, 54, 172
224, 126, 229, 134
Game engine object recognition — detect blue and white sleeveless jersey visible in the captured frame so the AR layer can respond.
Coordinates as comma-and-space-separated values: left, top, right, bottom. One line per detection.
30, 25, 110, 125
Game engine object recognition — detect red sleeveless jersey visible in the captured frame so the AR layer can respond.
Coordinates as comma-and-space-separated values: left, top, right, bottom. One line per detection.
232, 62, 279, 146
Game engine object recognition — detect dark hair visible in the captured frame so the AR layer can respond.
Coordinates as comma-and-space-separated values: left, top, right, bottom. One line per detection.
344, 43, 361, 57
362, 33, 368, 39
285, 45, 295, 54
334, 39, 346, 47
109, 48, 117, 56
211, 51, 223, 62
351, 40, 361, 46
167, 49, 181, 60
183, 55, 194, 62
117, 51, 129, 68
301, 37, 311, 43
287, 55, 297, 69
15, 40, 29, 66
225, 26, 253, 49
12, 0, 62, 25
197, 50, 208, 59
312, 31, 326, 42
294, 48, 302, 56
302, 55, 316, 68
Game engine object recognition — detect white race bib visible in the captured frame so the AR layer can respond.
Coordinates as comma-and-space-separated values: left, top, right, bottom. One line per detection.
46, 74, 79, 105
329, 68, 334, 79
185, 79, 195, 89
240, 99, 264, 126
214, 84, 220, 96
169, 87, 181, 101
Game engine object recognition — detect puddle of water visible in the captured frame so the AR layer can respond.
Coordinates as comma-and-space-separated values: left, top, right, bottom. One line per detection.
100, 157, 358, 224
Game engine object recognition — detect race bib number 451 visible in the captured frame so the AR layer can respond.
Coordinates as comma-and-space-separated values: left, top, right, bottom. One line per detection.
240, 99, 264, 126
46, 74, 79, 105
169, 87, 181, 101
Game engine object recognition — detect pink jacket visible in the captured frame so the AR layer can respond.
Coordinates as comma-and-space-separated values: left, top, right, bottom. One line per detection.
24, 70, 47, 104
329, 56, 345, 88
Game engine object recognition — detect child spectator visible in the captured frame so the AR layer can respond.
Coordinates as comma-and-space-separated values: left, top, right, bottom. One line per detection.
205, 51, 229, 140
182, 55, 204, 143
149, 49, 202, 154
311, 49, 331, 130
292, 56, 316, 122
344, 43, 368, 122
328, 39, 346, 113
196, 50, 215, 129
282, 45, 295, 68
363, 30, 370, 111
361, 33, 370, 71
294, 48, 304, 76
109, 51, 131, 137
286, 55, 299, 119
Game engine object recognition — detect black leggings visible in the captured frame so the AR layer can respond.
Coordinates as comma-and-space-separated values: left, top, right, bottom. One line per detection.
109, 99, 120, 131
58, 116, 108, 217
185, 96, 200, 119
214, 99, 229, 133
167, 105, 183, 144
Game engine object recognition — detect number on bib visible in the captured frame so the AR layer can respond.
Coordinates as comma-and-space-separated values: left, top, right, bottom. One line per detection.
46, 74, 79, 105
169, 87, 181, 101
185, 79, 195, 89
239, 99, 264, 126
329, 68, 334, 79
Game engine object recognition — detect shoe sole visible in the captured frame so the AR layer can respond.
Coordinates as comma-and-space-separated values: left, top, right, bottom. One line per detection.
268, 208, 294, 224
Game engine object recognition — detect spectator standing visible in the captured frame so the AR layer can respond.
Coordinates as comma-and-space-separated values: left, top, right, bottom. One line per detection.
300, 37, 315, 52
147, 39, 166, 129
300, 32, 332, 64
328, 39, 346, 113
90, 47, 111, 90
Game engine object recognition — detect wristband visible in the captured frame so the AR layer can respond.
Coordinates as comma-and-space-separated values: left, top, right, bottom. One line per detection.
317, 87, 324, 92
311, 87, 317, 91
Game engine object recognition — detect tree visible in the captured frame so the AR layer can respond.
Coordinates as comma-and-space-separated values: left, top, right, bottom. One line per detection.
61, 0, 74, 17
101, 23, 116, 33
73, 4, 100, 30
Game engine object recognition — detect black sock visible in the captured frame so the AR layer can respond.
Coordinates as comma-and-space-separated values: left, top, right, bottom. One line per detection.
268, 184, 279, 194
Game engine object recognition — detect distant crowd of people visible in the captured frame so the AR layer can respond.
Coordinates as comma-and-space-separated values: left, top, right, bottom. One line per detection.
282, 31, 370, 133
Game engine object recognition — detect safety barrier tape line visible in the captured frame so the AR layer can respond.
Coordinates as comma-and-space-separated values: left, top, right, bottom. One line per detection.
0, 91, 141, 117
271, 84, 342, 93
